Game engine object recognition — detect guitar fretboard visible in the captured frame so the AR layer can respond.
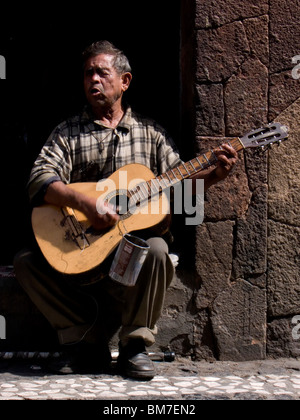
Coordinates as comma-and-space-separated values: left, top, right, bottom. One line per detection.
128, 137, 244, 204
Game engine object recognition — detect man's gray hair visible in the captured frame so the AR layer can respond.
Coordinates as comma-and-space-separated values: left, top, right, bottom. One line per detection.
82, 40, 132, 74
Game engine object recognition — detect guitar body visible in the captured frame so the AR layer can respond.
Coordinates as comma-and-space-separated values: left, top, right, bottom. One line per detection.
32, 164, 170, 275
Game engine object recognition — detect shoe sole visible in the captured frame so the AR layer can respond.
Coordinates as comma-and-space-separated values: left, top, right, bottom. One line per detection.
124, 367, 156, 380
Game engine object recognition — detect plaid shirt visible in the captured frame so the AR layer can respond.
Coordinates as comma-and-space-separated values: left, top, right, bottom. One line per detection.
28, 105, 182, 204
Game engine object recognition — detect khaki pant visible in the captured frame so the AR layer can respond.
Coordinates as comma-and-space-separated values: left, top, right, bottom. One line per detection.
13, 237, 174, 347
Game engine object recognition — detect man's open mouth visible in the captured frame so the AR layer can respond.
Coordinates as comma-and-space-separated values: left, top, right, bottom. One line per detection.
90, 88, 101, 94
90, 86, 105, 96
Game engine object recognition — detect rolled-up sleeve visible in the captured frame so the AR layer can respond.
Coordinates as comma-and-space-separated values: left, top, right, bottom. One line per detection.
27, 125, 72, 205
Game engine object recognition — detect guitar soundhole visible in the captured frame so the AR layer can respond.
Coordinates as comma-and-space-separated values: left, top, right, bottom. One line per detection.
106, 189, 131, 216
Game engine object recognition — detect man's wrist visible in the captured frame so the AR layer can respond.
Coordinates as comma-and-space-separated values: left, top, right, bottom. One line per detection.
204, 169, 219, 191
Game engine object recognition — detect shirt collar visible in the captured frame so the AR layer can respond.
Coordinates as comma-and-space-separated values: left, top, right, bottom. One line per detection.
81, 104, 132, 133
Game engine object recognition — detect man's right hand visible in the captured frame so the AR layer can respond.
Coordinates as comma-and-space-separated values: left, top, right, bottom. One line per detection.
44, 180, 119, 231
82, 196, 119, 231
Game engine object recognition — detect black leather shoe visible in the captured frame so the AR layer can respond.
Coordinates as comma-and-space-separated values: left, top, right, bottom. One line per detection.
48, 341, 112, 374
117, 339, 156, 380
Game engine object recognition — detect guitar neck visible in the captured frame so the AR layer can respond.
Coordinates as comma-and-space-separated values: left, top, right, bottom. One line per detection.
128, 137, 244, 202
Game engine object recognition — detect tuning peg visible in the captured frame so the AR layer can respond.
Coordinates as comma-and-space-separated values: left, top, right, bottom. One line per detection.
276, 140, 282, 147
258, 145, 266, 155
258, 143, 272, 155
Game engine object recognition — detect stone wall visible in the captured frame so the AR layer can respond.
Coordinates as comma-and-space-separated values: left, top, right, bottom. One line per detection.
157, 0, 300, 361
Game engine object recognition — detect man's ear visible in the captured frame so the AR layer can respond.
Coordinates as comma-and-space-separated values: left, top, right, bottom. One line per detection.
121, 72, 132, 92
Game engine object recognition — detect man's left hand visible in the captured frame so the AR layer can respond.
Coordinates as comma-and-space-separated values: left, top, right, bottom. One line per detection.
213, 144, 238, 182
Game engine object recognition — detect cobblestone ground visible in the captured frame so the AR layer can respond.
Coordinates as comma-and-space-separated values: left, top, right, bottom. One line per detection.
0, 357, 300, 401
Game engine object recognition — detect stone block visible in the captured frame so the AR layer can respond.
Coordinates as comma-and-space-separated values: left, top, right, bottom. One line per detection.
211, 279, 266, 361
267, 318, 300, 358
244, 148, 268, 191
196, 21, 250, 83
195, 0, 268, 29
270, 0, 300, 74
193, 310, 217, 361
243, 15, 269, 67
269, 71, 300, 121
268, 98, 300, 226
156, 270, 195, 356
195, 221, 235, 309
233, 186, 268, 283
195, 84, 225, 136
195, 136, 251, 221
224, 57, 268, 135
267, 220, 300, 317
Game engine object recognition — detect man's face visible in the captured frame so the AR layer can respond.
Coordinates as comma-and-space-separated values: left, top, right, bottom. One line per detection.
83, 53, 128, 111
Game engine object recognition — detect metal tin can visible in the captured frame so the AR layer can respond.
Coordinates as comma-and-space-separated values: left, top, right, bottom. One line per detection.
109, 234, 150, 286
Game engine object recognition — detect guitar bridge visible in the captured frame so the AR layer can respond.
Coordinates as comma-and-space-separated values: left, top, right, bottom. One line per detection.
60, 207, 90, 251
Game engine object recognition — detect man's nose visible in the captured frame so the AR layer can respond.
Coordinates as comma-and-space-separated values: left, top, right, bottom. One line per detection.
91, 73, 100, 82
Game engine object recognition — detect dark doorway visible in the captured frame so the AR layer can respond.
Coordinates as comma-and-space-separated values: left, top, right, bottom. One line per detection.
0, 2, 181, 264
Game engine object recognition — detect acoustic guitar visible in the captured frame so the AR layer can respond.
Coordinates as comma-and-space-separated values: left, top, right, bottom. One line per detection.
31, 123, 288, 275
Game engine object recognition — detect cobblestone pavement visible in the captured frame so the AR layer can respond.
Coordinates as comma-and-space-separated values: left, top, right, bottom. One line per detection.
1, 356, 300, 401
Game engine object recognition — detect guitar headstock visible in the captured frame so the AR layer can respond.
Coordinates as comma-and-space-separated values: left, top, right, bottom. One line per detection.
240, 123, 288, 149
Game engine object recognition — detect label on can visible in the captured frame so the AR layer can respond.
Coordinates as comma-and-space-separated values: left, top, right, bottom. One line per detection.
109, 234, 150, 286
